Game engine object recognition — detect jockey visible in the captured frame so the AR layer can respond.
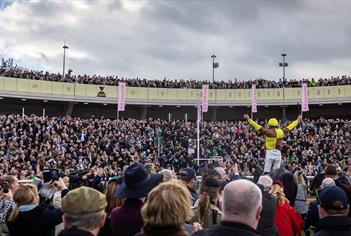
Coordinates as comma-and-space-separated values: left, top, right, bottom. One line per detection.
244, 114, 302, 173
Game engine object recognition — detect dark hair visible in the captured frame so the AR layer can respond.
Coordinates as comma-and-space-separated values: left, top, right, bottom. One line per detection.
279, 172, 298, 205
0, 175, 17, 193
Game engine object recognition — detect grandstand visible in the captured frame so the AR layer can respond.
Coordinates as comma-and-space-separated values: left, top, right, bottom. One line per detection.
3, 1, 351, 235
0, 68, 351, 120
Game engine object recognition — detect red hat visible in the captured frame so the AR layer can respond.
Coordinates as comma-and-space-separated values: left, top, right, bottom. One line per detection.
273, 180, 284, 190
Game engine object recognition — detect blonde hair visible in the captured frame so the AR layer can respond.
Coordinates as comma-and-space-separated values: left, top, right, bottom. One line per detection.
294, 172, 307, 189
105, 181, 124, 215
141, 180, 191, 236
269, 184, 289, 205
8, 184, 38, 222
195, 179, 220, 227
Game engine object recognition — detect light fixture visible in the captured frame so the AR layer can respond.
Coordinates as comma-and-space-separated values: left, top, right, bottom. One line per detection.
21, 98, 26, 101
229, 106, 233, 108
103, 103, 108, 106
338, 103, 342, 106
0, 97, 3, 100
265, 105, 268, 108
43, 100, 48, 103
159, 105, 163, 107
84, 102, 88, 105
176, 105, 180, 108
319, 104, 323, 106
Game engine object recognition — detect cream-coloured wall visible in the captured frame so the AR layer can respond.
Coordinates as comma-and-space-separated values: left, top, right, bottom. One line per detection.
1, 77, 351, 103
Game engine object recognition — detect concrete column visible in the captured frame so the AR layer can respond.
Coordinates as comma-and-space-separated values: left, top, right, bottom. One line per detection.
282, 106, 287, 121
64, 102, 75, 116
212, 107, 217, 121
141, 106, 148, 119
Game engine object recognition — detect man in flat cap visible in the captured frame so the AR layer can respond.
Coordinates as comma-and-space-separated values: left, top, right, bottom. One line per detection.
58, 186, 107, 236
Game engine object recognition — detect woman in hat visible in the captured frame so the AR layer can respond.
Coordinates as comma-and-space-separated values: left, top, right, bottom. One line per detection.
191, 177, 222, 228
270, 180, 303, 236
110, 163, 163, 236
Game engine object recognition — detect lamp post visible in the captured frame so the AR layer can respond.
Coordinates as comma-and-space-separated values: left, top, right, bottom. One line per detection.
279, 53, 288, 98
211, 55, 219, 83
279, 53, 288, 120
62, 43, 69, 78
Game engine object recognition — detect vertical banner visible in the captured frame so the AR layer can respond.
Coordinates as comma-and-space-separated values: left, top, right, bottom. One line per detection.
202, 84, 209, 112
251, 84, 257, 113
197, 99, 202, 122
118, 81, 126, 112
301, 83, 309, 112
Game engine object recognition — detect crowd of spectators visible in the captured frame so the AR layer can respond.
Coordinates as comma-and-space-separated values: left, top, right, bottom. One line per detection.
0, 113, 351, 235
1, 67, 351, 89
0, 115, 350, 180
1, 161, 351, 236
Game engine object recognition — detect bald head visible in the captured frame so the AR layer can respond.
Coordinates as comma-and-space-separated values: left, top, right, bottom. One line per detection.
257, 175, 273, 190
321, 178, 335, 189
160, 169, 176, 182
222, 179, 262, 228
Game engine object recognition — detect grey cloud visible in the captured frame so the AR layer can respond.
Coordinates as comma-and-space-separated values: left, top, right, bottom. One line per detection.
1, 0, 351, 81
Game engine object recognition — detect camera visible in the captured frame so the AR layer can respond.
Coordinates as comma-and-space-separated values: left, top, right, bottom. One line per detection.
42, 169, 59, 183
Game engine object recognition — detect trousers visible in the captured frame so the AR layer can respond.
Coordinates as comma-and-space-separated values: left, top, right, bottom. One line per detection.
264, 149, 282, 173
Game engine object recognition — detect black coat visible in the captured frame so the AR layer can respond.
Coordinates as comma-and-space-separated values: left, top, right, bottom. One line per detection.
192, 221, 260, 236
59, 227, 94, 236
98, 217, 112, 236
257, 188, 278, 236
6, 204, 62, 236
314, 216, 351, 236
305, 199, 319, 229
335, 177, 351, 217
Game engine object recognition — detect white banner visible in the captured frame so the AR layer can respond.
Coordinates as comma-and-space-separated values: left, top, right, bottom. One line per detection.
301, 83, 309, 112
197, 99, 202, 122
118, 81, 126, 112
202, 84, 209, 112
251, 84, 257, 113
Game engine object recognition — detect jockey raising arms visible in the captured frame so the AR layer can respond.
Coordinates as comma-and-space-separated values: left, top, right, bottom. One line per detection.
243, 114, 302, 174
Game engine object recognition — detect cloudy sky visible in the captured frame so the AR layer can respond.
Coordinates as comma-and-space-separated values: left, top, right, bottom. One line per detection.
1, 0, 351, 82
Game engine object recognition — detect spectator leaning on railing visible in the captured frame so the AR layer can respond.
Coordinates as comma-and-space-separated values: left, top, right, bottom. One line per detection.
1, 67, 351, 88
